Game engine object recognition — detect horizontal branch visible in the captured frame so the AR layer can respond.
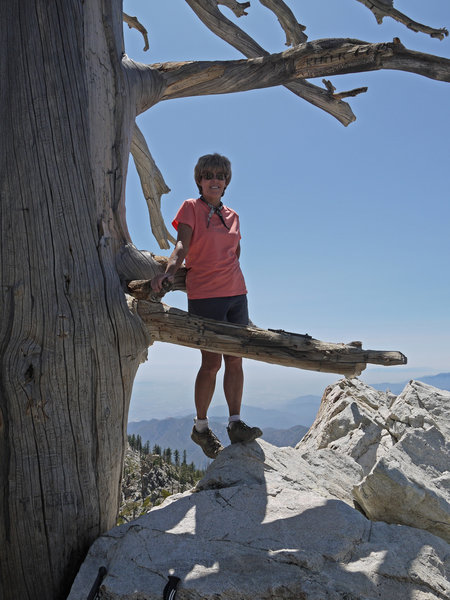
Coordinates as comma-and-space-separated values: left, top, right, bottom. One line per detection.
133, 299, 407, 377
151, 38, 450, 103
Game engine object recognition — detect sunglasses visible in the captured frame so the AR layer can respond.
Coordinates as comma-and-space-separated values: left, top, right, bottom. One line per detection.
201, 171, 226, 181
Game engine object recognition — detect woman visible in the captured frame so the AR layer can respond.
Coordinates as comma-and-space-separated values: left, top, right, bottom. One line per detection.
151, 153, 262, 459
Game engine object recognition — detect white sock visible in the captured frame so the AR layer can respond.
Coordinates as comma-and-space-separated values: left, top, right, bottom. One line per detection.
194, 417, 209, 432
228, 414, 240, 424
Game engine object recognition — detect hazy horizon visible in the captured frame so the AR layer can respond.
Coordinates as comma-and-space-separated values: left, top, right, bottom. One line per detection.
129, 342, 446, 422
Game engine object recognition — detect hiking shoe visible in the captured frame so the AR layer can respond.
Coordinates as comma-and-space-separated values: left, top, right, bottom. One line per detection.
227, 420, 263, 444
191, 427, 224, 459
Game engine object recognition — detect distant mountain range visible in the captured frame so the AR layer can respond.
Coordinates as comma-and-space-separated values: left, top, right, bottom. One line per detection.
128, 373, 450, 469
278, 373, 450, 422
128, 414, 308, 470
369, 372, 450, 395
210, 400, 321, 429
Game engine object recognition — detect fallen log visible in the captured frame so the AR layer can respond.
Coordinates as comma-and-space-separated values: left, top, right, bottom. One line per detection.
132, 298, 407, 378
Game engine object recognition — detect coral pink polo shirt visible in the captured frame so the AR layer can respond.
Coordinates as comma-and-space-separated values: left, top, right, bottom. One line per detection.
172, 198, 247, 300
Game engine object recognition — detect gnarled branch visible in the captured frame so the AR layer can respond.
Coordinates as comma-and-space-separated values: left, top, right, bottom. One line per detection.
130, 124, 175, 250
123, 12, 149, 51
259, 0, 308, 46
149, 38, 450, 104
185, 0, 357, 125
217, 0, 250, 17
258, 0, 307, 47
355, 0, 449, 40
322, 79, 368, 100
127, 2, 449, 124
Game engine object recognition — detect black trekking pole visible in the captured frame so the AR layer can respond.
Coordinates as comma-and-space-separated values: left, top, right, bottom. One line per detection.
163, 575, 181, 600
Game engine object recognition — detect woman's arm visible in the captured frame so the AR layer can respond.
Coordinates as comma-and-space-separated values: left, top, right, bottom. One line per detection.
151, 223, 193, 292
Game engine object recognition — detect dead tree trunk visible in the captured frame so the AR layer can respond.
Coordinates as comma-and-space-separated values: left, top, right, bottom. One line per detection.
0, 2, 150, 599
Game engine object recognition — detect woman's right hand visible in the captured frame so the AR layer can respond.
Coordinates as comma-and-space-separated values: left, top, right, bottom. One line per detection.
150, 224, 192, 293
150, 272, 174, 293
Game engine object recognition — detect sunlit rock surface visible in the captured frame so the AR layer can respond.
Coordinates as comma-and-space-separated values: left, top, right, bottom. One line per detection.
299, 379, 450, 543
68, 379, 450, 600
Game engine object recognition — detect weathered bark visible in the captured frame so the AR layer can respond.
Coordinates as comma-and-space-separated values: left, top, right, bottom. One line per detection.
132, 300, 406, 377
0, 2, 150, 599
147, 38, 450, 105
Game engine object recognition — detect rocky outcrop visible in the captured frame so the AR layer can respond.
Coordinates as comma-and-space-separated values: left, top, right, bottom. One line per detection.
68, 380, 450, 600
299, 378, 450, 543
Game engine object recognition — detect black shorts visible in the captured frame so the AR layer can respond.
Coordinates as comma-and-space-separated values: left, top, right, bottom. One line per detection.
188, 294, 249, 325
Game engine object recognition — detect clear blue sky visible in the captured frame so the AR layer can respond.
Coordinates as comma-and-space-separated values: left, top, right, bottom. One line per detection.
122, 1, 450, 420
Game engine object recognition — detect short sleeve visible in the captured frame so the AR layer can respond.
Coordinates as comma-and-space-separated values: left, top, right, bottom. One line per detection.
172, 199, 196, 232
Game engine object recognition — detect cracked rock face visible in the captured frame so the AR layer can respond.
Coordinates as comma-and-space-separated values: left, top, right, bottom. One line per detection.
68, 380, 450, 600
298, 378, 450, 544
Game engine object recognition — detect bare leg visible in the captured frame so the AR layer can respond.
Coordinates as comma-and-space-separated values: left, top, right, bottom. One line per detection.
223, 355, 262, 444
223, 355, 244, 417
194, 350, 222, 420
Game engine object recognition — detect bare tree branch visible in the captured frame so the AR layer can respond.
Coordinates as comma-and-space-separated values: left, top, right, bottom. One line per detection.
217, 0, 250, 17
334, 86, 368, 101
355, 0, 448, 40
322, 79, 368, 100
123, 12, 149, 51
130, 124, 175, 249
116, 245, 166, 283
132, 298, 407, 377
258, 0, 307, 46
148, 38, 450, 104
127, 262, 187, 297
184, 0, 357, 125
